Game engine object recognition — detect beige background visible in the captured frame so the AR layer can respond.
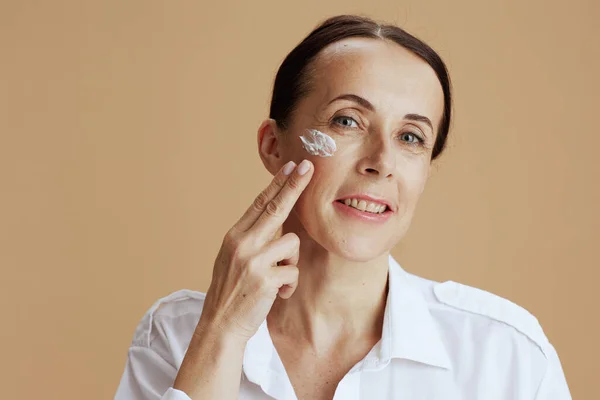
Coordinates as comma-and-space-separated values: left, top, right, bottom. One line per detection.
1, 1, 597, 399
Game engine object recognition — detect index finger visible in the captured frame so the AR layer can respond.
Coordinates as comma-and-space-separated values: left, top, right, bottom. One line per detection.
251, 159, 313, 240
232, 161, 297, 232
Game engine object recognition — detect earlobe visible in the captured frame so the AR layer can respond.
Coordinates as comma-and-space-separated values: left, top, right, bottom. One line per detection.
257, 119, 283, 176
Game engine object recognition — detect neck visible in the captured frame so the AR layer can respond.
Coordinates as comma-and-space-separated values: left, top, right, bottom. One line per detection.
267, 222, 390, 355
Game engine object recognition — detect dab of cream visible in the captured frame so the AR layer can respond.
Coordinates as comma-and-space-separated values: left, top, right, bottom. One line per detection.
299, 129, 337, 157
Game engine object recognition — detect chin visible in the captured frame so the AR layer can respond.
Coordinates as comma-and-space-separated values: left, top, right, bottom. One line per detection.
323, 234, 391, 262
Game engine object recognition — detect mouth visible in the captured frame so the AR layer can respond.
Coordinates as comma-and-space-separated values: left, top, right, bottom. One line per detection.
334, 196, 393, 215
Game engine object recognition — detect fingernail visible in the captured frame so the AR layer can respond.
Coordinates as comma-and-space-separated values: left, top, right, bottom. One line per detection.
283, 161, 296, 176
297, 159, 310, 175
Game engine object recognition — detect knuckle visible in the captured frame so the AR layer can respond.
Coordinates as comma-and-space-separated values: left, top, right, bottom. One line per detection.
239, 235, 260, 255
272, 173, 287, 188
229, 244, 244, 263
283, 232, 300, 246
265, 198, 282, 217
260, 275, 276, 293
233, 236, 253, 256
223, 229, 239, 249
290, 266, 300, 279
246, 255, 263, 271
286, 175, 301, 190
252, 191, 270, 212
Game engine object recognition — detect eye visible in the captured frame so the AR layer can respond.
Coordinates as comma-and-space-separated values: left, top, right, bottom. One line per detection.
333, 116, 359, 128
398, 131, 423, 144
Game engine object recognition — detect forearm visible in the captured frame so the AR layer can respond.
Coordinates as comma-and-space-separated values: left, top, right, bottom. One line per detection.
173, 323, 246, 400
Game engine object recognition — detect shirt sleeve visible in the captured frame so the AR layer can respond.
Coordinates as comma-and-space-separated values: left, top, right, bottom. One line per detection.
114, 345, 191, 400
114, 290, 208, 399
160, 388, 192, 400
534, 342, 572, 399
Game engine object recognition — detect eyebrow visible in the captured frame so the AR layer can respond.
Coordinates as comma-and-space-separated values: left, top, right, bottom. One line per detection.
327, 93, 434, 132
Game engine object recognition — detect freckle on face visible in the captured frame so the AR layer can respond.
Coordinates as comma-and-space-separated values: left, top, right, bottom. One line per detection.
277, 38, 443, 259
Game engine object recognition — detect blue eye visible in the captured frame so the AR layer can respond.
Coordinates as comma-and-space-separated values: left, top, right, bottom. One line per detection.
399, 132, 423, 144
333, 116, 358, 128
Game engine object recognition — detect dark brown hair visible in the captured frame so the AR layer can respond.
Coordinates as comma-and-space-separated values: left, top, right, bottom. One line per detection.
269, 15, 452, 160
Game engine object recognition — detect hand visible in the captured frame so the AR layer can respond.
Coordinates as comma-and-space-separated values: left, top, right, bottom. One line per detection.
197, 159, 314, 343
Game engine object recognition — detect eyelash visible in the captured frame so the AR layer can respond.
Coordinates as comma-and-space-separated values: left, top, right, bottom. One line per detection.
332, 115, 425, 145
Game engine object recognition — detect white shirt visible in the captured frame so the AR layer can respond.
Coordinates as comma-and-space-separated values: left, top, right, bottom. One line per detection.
114, 255, 571, 399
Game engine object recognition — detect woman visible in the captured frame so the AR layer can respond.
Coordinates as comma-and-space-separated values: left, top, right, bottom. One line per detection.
115, 15, 571, 400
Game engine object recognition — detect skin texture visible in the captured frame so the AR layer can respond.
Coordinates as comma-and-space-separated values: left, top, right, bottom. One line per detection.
256, 37, 445, 398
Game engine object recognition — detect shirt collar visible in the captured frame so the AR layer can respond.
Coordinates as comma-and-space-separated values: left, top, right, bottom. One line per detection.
242, 254, 452, 397
243, 314, 293, 398
367, 254, 452, 370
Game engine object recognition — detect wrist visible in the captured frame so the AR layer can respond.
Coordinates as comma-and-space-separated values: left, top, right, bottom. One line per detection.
193, 318, 249, 351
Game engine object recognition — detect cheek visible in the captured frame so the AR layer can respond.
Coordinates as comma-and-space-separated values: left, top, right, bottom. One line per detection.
293, 158, 340, 220
300, 158, 336, 205
398, 161, 430, 206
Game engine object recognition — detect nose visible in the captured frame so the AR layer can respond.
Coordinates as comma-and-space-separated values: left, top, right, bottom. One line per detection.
357, 135, 396, 179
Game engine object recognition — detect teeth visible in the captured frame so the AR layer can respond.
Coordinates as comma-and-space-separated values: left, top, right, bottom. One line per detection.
357, 200, 367, 211
341, 198, 387, 214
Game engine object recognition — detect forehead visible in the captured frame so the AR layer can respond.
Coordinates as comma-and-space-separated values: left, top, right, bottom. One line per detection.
308, 37, 444, 125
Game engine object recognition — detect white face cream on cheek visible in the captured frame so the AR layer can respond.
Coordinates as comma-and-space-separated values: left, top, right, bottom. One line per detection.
299, 129, 337, 157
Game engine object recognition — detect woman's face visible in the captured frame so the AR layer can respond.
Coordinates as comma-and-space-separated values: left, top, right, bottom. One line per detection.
272, 37, 444, 261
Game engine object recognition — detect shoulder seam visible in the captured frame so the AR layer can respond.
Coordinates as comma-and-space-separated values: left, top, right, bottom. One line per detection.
131, 289, 206, 347
434, 281, 550, 359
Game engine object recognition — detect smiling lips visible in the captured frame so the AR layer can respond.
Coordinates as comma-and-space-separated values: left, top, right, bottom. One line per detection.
338, 198, 388, 214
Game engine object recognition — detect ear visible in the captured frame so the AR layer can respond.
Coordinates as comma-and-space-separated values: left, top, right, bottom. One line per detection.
257, 118, 285, 176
